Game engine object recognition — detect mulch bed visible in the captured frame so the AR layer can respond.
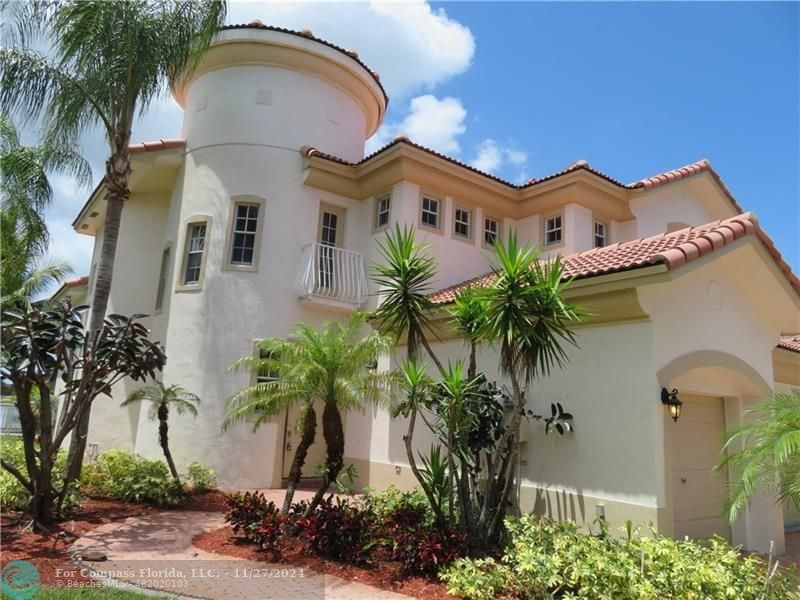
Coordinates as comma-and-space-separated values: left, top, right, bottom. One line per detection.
1, 490, 228, 587
193, 525, 454, 600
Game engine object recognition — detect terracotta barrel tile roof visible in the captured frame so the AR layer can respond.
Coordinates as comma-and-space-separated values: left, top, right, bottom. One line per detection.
129, 138, 185, 154
429, 212, 800, 305
63, 276, 89, 287
778, 336, 800, 353
222, 23, 388, 105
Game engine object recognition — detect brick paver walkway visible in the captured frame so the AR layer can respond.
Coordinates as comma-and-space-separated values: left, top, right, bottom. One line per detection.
69, 497, 410, 599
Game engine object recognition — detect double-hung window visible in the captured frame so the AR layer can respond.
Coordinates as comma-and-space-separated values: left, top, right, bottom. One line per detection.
375, 195, 391, 230
484, 216, 499, 247
454, 207, 472, 240
594, 221, 607, 248
544, 214, 562, 246
421, 196, 440, 229
229, 203, 260, 266
182, 222, 207, 285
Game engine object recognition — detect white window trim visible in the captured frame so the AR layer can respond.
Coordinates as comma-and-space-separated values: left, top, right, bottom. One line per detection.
543, 211, 564, 248
176, 215, 212, 292
153, 243, 173, 314
418, 193, 443, 233
223, 196, 266, 272
453, 205, 473, 243
482, 214, 501, 250
593, 219, 609, 248
373, 193, 392, 233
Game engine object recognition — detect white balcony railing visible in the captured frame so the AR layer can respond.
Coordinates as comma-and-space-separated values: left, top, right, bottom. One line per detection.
298, 243, 368, 306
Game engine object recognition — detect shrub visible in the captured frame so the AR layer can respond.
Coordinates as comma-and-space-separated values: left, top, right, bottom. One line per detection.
438, 558, 510, 600
185, 462, 216, 492
380, 499, 467, 575
364, 485, 431, 522
81, 450, 183, 505
224, 491, 285, 551
296, 495, 375, 565
440, 514, 799, 600
0, 437, 77, 511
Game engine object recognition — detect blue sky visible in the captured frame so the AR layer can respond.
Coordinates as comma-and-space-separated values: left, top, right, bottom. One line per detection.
39, 1, 799, 276
428, 1, 799, 268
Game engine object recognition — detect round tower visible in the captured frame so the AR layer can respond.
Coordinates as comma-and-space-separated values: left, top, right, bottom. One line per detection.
140, 24, 387, 488
173, 23, 387, 162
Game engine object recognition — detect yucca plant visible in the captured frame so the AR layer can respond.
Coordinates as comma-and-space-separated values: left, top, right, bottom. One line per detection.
121, 382, 200, 487
716, 391, 800, 521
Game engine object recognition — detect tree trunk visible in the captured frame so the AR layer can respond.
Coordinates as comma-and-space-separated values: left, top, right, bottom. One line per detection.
158, 404, 180, 485
31, 461, 56, 530
282, 404, 316, 514
468, 343, 476, 381
70, 139, 132, 483
304, 402, 345, 515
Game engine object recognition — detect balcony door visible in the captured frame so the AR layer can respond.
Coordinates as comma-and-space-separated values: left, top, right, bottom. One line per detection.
317, 204, 345, 289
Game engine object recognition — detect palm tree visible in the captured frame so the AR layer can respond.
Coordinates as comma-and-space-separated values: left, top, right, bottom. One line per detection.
0, 0, 227, 479
0, 0, 226, 331
224, 313, 391, 514
0, 113, 90, 308
121, 382, 200, 486
477, 231, 583, 542
716, 391, 800, 522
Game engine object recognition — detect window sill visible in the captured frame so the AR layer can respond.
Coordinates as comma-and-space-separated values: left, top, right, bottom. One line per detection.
175, 283, 204, 293
223, 264, 259, 273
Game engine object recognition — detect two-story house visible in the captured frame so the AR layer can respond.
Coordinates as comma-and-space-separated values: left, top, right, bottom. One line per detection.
65, 22, 800, 554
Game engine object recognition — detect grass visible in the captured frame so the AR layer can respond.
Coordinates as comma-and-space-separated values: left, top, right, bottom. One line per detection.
1, 587, 171, 599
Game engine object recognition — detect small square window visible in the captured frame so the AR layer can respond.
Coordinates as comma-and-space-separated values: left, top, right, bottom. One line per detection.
484, 217, 499, 247
375, 195, 391, 230
545, 215, 562, 246
421, 196, 440, 229
454, 207, 471, 239
256, 347, 278, 384
594, 221, 607, 248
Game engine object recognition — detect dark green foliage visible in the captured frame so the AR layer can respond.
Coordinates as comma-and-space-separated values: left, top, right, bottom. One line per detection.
0, 301, 166, 527
81, 450, 183, 506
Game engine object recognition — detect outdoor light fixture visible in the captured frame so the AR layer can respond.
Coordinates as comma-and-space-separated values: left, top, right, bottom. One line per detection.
661, 388, 682, 423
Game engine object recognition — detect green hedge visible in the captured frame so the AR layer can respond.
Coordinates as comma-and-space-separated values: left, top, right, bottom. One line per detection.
440, 515, 799, 600
81, 450, 183, 505
0, 437, 75, 511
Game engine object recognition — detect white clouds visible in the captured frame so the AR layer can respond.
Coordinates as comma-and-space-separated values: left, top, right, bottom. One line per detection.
470, 139, 503, 173
469, 139, 529, 182
228, 1, 475, 98
365, 95, 467, 155
368, 98, 530, 182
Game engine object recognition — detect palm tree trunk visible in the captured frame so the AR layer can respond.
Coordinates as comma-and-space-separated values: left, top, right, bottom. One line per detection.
70, 143, 131, 483
158, 404, 181, 485
304, 402, 345, 515
282, 404, 316, 514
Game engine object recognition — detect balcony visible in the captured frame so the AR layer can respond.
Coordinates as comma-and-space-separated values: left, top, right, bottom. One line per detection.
297, 243, 368, 308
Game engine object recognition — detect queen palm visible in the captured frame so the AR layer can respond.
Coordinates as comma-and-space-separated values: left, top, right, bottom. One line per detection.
224, 312, 392, 514
121, 382, 200, 486
1, 113, 90, 308
0, 0, 226, 477
716, 391, 800, 521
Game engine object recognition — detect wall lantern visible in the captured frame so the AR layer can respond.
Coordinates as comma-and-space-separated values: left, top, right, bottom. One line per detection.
661, 388, 682, 423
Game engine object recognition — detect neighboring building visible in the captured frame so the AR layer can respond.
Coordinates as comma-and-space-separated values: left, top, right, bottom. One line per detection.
69, 23, 799, 554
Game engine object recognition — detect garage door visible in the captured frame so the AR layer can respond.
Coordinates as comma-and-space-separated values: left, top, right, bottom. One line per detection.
671, 394, 731, 541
